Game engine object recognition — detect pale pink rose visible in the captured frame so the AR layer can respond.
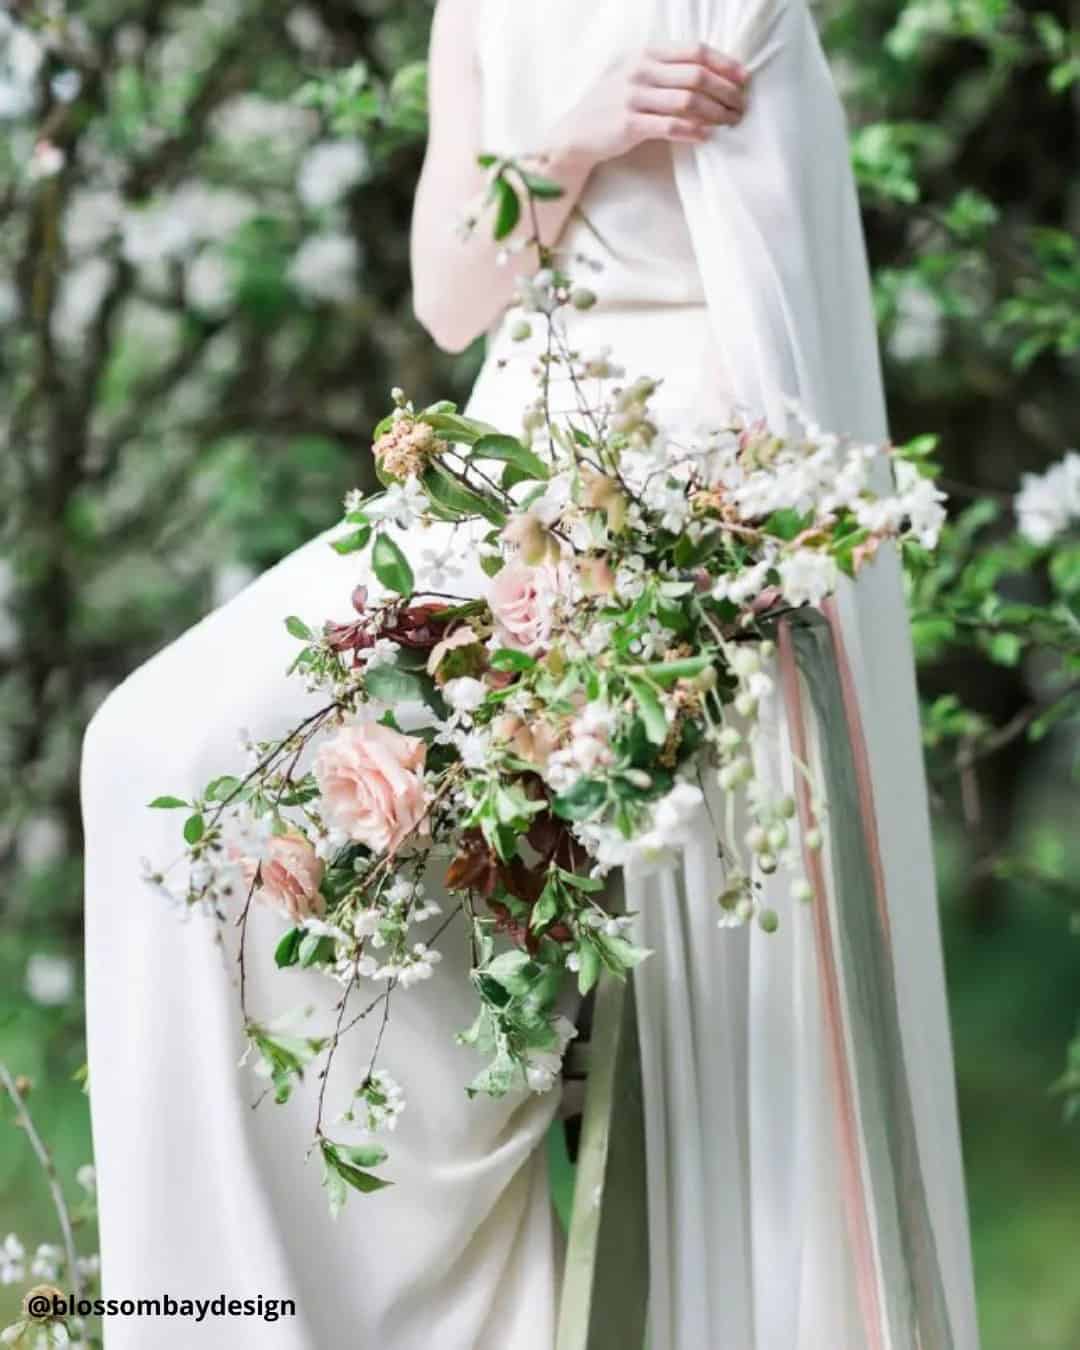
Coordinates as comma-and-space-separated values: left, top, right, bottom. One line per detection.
489, 561, 558, 653
236, 832, 325, 924
313, 722, 429, 855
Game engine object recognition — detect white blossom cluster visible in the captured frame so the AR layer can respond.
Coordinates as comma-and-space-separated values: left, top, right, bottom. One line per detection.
341, 1069, 406, 1135
1014, 450, 1080, 546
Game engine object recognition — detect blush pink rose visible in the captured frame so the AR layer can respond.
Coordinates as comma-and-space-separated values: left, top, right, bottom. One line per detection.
313, 722, 429, 855
489, 561, 558, 653
237, 832, 325, 924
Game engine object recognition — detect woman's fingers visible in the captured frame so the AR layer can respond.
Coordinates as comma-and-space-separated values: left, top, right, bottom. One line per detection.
639, 56, 748, 116
637, 42, 745, 122
631, 84, 742, 127
648, 41, 748, 87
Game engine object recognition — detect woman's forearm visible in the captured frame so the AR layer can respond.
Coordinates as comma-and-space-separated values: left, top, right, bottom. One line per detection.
409, 143, 595, 354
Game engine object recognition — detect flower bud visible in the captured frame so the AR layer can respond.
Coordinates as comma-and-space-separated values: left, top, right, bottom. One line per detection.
791, 878, 814, 903
731, 647, 760, 678
757, 851, 778, 874
758, 908, 779, 934
734, 693, 758, 719
767, 823, 788, 851
805, 827, 823, 851
23, 1284, 65, 1324
502, 511, 556, 566
746, 825, 768, 853
578, 554, 616, 596
571, 288, 597, 310
510, 319, 533, 342
779, 795, 797, 819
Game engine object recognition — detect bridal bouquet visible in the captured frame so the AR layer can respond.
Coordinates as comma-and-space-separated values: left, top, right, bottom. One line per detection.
146, 163, 946, 1209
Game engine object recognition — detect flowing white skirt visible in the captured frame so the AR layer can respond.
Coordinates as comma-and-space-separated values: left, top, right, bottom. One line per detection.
82, 300, 979, 1348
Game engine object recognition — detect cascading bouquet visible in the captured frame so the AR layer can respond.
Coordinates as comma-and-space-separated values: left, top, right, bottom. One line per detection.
146, 160, 946, 1210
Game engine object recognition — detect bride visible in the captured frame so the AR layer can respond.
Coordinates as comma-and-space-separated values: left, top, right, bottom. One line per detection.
82, 0, 981, 1346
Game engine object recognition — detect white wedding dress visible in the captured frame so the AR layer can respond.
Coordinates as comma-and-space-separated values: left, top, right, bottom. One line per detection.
82, 1, 981, 1347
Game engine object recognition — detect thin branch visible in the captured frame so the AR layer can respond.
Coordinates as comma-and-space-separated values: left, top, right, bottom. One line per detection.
0, 1064, 85, 1301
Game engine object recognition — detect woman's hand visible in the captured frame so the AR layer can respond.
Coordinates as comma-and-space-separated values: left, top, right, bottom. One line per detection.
549, 43, 749, 169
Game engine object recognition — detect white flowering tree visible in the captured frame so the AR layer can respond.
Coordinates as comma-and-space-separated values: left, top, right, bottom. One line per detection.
0, 0, 1078, 1340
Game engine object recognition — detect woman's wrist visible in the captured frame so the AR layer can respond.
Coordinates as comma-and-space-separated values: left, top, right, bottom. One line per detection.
527, 138, 597, 188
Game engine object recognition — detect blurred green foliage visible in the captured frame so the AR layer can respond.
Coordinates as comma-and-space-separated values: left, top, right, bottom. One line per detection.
0, 0, 1077, 1343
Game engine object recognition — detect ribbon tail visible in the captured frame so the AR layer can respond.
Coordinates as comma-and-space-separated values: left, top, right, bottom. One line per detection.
780, 609, 955, 1350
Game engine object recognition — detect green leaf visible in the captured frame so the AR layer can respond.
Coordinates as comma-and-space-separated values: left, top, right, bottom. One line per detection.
205, 775, 241, 802
480, 553, 505, 579
1050, 545, 1080, 596
556, 867, 603, 893
552, 779, 608, 822
489, 647, 536, 672
183, 813, 205, 845
520, 170, 564, 201
576, 942, 601, 996
321, 1155, 348, 1219
372, 532, 414, 596
363, 661, 428, 705
492, 175, 521, 240
337, 1142, 389, 1169
986, 632, 1023, 666
274, 928, 303, 968
422, 410, 499, 446
333, 1157, 393, 1196
285, 615, 313, 640
320, 1141, 392, 1210
298, 933, 335, 967
471, 433, 550, 481
148, 795, 188, 809
763, 508, 811, 541
422, 462, 505, 526
530, 883, 559, 932
332, 525, 372, 555
485, 949, 535, 993
631, 656, 713, 687
627, 675, 669, 746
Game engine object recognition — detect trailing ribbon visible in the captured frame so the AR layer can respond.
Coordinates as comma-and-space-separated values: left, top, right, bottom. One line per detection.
778, 609, 954, 1350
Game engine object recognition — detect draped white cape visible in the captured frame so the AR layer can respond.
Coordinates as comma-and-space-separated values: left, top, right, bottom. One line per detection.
480, 1, 980, 1346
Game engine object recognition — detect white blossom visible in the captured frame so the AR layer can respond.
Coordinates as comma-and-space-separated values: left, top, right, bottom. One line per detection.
442, 677, 487, 714
888, 279, 944, 363
185, 249, 233, 315
30, 1244, 63, 1281
362, 480, 428, 530
288, 232, 359, 303
297, 139, 368, 208
25, 954, 75, 1007
776, 550, 839, 607
1015, 451, 1080, 546
28, 140, 65, 180
0, 1235, 25, 1285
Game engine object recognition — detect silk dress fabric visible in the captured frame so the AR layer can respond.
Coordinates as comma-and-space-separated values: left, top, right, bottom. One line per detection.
480, 1, 980, 1347
81, 4, 980, 1350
